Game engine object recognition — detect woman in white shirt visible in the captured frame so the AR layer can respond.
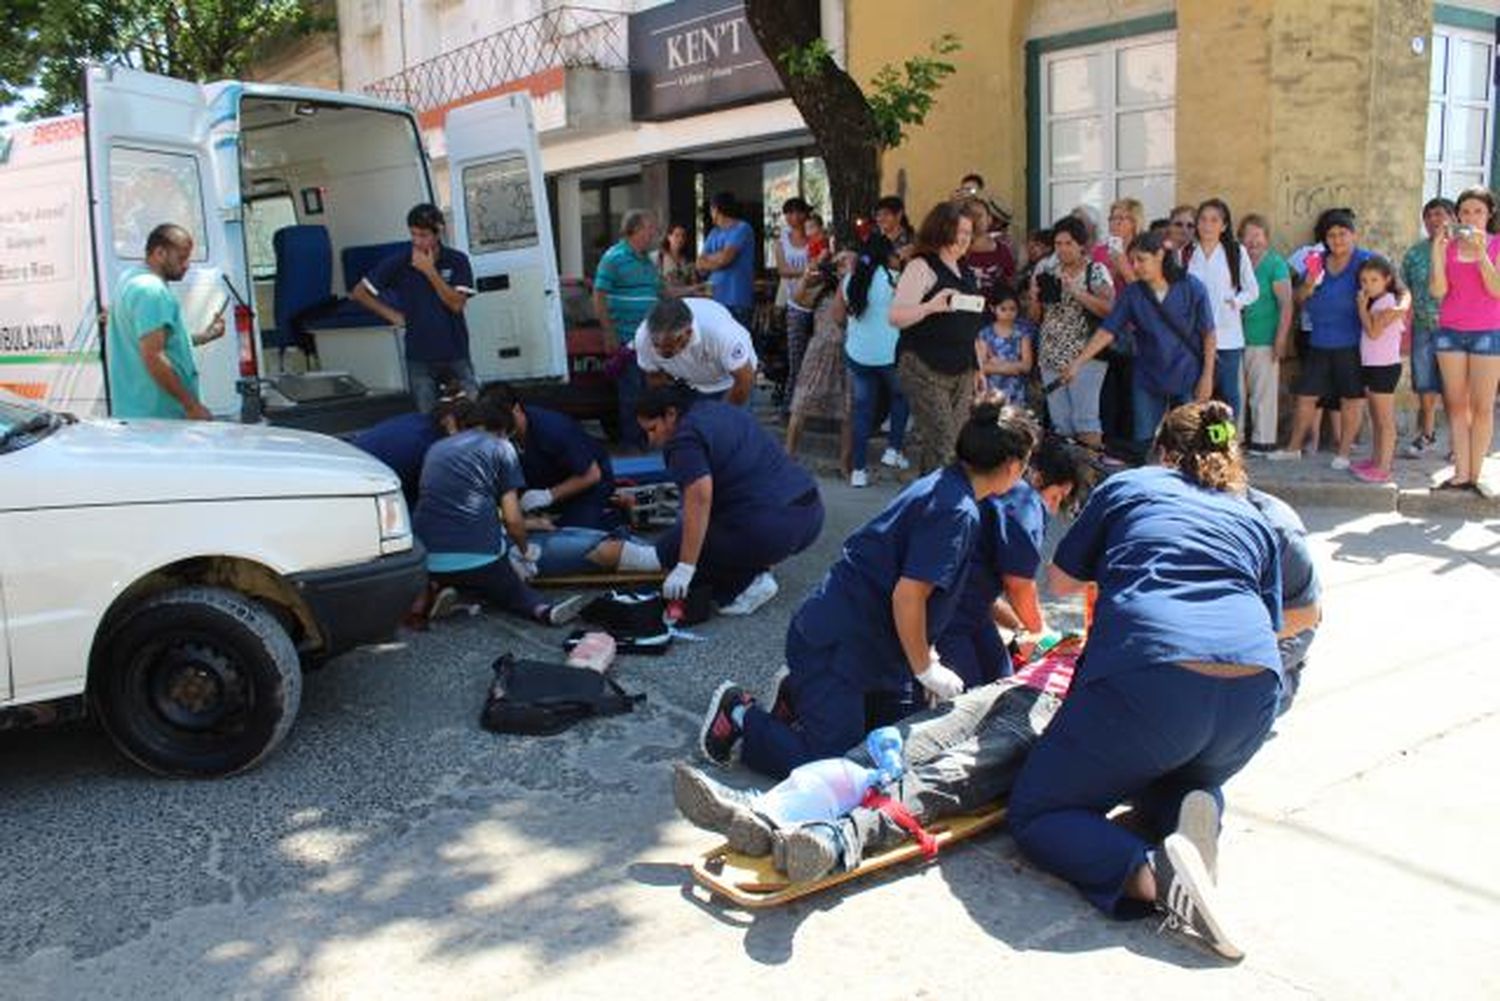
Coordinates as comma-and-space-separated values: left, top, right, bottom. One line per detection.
1187, 198, 1259, 426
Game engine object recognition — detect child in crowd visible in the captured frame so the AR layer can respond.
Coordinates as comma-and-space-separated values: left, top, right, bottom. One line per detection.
805, 213, 830, 262
977, 289, 1034, 407
1353, 256, 1406, 483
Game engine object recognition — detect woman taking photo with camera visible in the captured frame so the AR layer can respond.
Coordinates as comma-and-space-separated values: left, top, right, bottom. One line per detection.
1429, 186, 1500, 494
1030, 215, 1115, 452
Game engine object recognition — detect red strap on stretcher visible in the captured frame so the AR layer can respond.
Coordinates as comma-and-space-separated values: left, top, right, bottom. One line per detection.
861, 788, 939, 858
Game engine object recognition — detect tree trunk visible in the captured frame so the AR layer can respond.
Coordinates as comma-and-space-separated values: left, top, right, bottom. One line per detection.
744, 1, 881, 247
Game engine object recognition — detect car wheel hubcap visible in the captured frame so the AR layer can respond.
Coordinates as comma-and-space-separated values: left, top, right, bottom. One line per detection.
149, 642, 245, 730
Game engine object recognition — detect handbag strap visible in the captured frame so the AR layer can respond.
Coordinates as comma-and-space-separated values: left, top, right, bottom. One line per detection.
1138, 280, 1204, 363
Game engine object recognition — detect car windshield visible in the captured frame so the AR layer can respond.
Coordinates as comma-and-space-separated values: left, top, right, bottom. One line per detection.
0, 391, 62, 453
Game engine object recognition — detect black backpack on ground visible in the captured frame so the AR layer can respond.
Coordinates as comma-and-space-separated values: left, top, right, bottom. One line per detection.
480, 654, 645, 736
580, 584, 712, 634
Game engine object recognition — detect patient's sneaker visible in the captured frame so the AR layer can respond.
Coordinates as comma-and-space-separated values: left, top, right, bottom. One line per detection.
781, 821, 846, 883
699, 682, 752, 766
1153, 833, 1243, 961
1174, 790, 1221, 882
671, 762, 772, 855
719, 572, 779, 616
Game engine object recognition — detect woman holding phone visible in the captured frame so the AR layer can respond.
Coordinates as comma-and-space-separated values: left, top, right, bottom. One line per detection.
1429, 186, 1500, 494
889, 201, 988, 473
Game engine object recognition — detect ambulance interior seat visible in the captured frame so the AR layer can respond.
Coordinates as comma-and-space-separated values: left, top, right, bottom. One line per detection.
268, 224, 336, 364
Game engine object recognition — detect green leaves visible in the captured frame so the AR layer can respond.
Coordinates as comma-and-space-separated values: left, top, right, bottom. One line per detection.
775, 32, 960, 152
865, 34, 960, 151
1, 0, 332, 120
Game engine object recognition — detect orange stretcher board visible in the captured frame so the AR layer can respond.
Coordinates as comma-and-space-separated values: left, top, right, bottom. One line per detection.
688, 806, 1006, 909
532, 571, 667, 588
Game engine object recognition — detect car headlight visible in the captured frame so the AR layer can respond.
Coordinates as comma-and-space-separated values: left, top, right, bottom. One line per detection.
376, 491, 413, 553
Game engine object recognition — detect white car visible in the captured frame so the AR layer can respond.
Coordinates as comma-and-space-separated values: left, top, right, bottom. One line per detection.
0, 391, 426, 776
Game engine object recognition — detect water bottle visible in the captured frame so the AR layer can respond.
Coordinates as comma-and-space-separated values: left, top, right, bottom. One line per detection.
754, 727, 905, 826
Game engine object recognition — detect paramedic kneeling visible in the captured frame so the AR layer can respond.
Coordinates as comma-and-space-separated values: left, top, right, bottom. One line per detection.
1006, 400, 1282, 962
698, 402, 1038, 778
636, 387, 823, 616
352, 203, 478, 413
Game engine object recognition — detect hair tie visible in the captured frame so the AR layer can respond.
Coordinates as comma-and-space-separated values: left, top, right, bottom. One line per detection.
1205, 421, 1236, 447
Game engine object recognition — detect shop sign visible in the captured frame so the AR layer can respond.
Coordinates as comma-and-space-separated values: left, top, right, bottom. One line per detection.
628, 1, 801, 121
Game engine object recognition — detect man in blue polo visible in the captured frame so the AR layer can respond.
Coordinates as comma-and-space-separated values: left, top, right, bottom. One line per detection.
696, 192, 756, 328
593, 208, 662, 450
352, 203, 477, 412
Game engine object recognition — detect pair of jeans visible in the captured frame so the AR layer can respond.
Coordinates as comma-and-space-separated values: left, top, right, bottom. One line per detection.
1215, 348, 1245, 425
1242, 346, 1280, 447
616, 354, 647, 450
432, 557, 545, 621
785, 307, 815, 407
1409, 323, 1442, 394
533, 527, 612, 576
1043, 359, 1106, 436
1131, 379, 1191, 454
406, 358, 477, 414
1007, 664, 1279, 916
818, 682, 1058, 868
847, 358, 909, 470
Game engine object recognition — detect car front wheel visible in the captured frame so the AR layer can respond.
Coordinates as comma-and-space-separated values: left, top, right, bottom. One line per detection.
92, 586, 302, 777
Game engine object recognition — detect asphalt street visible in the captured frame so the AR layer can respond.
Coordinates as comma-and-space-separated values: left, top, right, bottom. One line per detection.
1, 476, 1497, 1000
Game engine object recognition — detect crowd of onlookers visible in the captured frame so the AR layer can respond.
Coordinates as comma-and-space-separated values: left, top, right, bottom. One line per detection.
590, 174, 1500, 496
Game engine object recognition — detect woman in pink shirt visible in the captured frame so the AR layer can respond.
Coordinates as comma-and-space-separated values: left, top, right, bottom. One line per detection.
1352, 256, 1405, 482
1429, 187, 1500, 493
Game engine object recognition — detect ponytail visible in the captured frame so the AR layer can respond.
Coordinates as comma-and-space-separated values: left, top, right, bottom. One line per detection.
846, 234, 895, 320
1154, 400, 1247, 493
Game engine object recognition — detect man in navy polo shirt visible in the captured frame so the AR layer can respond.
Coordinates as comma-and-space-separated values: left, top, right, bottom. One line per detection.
353, 203, 478, 412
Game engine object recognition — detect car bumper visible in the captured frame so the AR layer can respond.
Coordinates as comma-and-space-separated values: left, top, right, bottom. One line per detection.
290, 543, 427, 657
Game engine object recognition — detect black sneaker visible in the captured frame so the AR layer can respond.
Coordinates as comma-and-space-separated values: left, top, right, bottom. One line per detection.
781, 821, 846, 883
699, 682, 752, 766
1401, 432, 1437, 459
1153, 834, 1243, 960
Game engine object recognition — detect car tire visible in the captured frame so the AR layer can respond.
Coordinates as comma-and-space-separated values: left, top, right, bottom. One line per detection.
92, 586, 302, 777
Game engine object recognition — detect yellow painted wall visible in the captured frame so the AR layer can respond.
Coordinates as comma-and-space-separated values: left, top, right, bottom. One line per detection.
846, 0, 1029, 226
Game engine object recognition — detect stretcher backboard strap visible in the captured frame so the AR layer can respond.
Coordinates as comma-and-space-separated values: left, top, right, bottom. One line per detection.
688, 806, 1006, 909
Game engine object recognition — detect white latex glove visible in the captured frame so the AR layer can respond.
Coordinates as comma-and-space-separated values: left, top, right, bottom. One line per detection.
663, 561, 697, 600
915, 662, 965, 702
508, 542, 542, 581
520, 488, 554, 513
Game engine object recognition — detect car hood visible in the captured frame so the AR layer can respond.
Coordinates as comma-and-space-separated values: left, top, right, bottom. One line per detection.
2, 418, 400, 510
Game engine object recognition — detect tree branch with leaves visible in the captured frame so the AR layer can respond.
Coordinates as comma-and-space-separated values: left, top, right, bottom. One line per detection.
744, 1, 959, 243
1, 0, 333, 121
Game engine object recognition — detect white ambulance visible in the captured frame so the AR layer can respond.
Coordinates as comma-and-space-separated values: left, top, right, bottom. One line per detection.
0, 65, 564, 431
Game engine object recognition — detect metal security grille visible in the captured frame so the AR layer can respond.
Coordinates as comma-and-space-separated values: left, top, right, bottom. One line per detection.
363, 6, 628, 113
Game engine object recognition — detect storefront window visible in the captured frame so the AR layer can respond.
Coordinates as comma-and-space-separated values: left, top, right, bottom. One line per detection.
760, 155, 832, 260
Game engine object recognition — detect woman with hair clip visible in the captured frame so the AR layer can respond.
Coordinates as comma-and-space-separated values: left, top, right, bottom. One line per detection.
1062, 230, 1217, 459
1006, 400, 1283, 961
1186, 198, 1259, 422
696, 401, 1039, 779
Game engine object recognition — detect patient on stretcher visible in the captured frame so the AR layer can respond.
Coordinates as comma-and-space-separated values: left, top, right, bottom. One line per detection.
673, 643, 1078, 883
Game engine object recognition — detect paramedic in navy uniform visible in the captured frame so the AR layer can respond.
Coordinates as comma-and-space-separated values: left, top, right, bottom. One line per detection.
352, 202, 478, 413
635, 386, 823, 617
696, 401, 1039, 779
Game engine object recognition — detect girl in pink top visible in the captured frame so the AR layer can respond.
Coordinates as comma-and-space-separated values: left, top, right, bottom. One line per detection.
1354, 257, 1406, 481
1429, 187, 1500, 493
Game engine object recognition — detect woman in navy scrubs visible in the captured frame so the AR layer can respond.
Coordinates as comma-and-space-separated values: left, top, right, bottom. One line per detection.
1006, 400, 1282, 961
936, 437, 1084, 686
636, 387, 824, 616
698, 401, 1039, 779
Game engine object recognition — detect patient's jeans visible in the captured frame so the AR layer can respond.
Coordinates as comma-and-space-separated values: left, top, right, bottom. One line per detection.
828, 681, 1060, 869
534, 527, 611, 576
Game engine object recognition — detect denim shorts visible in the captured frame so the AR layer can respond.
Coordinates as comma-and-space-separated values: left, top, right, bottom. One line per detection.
1409, 324, 1442, 393
1434, 328, 1500, 356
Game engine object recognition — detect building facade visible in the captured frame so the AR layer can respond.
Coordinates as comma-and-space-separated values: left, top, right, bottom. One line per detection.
271, 0, 1500, 276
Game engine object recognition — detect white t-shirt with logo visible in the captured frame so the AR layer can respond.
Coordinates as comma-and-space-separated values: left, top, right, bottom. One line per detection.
633, 297, 759, 394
